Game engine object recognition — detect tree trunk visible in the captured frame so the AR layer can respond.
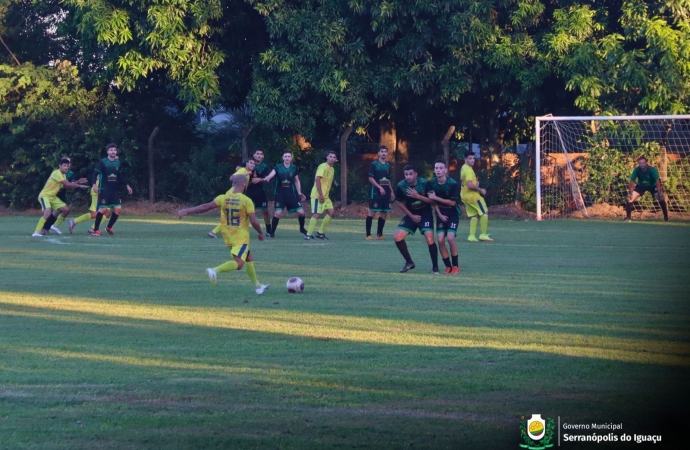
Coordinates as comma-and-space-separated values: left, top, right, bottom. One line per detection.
148, 126, 159, 204
242, 124, 254, 161
442, 125, 456, 167
340, 124, 353, 210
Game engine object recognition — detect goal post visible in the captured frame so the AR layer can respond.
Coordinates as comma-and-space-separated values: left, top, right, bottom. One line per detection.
535, 115, 690, 220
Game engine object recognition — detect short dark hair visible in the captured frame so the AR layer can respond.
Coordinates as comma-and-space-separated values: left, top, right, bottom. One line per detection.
378, 145, 388, 152
637, 155, 647, 162
106, 143, 117, 151
464, 150, 475, 158
403, 164, 417, 173
253, 149, 264, 155
434, 159, 446, 167
242, 159, 254, 166
283, 151, 292, 156
326, 150, 337, 158
59, 158, 71, 165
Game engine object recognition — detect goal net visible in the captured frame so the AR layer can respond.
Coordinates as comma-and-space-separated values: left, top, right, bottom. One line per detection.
535, 115, 690, 220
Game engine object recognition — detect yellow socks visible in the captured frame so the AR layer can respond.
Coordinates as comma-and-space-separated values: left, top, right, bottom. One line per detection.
212, 224, 222, 234
35, 217, 46, 233
480, 214, 488, 235
307, 217, 317, 236
54, 215, 65, 227
245, 261, 259, 286
74, 212, 92, 224
469, 217, 478, 237
215, 260, 239, 273
318, 215, 332, 233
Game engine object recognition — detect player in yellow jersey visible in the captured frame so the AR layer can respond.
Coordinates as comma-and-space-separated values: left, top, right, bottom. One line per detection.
208, 159, 255, 238
68, 173, 111, 234
460, 151, 492, 242
32, 158, 89, 237
178, 174, 270, 295
305, 151, 337, 240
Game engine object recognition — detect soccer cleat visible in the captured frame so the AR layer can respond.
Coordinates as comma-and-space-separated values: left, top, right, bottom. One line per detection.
51, 225, 62, 235
106, 226, 114, 235
266, 233, 274, 238
623, 218, 632, 223
304, 235, 314, 240
255, 284, 270, 295
315, 232, 328, 240
450, 266, 460, 275
90, 229, 101, 236
68, 219, 76, 234
31, 232, 43, 237
365, 235, 373, 241
467, 235, 478, 242
375, 235, 386, 240
432, 268, 440, 275
443, 267, 453, 274
664, 217, 669, 222
399, 262, 416, 273
40, 229, 49, 236
206, 268, 218, 286
479, 234, 493, 242
208, 231, 217, 238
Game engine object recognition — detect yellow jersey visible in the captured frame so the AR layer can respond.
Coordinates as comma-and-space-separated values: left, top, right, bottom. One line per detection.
214, 190, 255, 246
38, 170, 66, 199
310, 162, 335, 199
460, 164, 481, 204
232, 167, 252, 192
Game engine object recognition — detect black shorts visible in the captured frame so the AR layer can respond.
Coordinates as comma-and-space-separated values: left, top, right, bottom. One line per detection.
247, 190, 269, 210
98, 191, 121, 208
369, 196, 391, 212
397, 210, 434, 235
436, 210, 459, 235
274, 192, 303, 213
633, 185, 658, 196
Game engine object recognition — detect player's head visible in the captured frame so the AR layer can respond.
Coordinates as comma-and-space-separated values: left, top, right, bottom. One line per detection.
231, 173, 247, 190
403, 164, 417, 183
59, 157, 71, 173
243, 158, 256, 171
326, 151, 337, 165
253, 149, 264, 163
434, 159, 447, 178
282, 151, 293, 164
106, 143, 117, 159
637, 155, 648, 169
464, 150, 475, 166
378, 146, 388, 160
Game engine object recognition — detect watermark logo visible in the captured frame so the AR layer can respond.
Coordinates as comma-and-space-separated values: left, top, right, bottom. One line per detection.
520, 414, 555, 449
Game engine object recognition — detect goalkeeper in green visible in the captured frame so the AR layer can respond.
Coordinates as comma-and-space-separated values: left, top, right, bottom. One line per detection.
625, 155, 668, 222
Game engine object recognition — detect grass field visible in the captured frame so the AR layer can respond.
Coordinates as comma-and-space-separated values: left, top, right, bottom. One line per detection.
1, 215, 689, 449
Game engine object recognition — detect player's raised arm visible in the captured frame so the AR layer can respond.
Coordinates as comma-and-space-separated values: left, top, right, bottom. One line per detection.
177, 201, 219, 219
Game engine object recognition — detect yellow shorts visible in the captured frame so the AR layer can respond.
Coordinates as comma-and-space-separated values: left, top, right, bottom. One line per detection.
89, 192, 99, 212
463, 198, 488, 217
310, 197, 333, 215
228, 243, 250, 262
38, 196, 66, 212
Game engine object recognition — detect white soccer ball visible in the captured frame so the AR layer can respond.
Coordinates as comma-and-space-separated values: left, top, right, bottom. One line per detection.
286, 277, 304, 293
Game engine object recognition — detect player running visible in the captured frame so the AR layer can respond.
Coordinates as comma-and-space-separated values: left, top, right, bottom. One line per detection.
305, 151, 337, 240
428, 160, 460, 274
269, 151, 307, 238
90, 143, 133, 236
393, 165, 440, 274
177, 174, 270, 295
625, 155, 669, 222
32, 157, 89, 237
461, 151, 492, 242
365, 145, 395, 240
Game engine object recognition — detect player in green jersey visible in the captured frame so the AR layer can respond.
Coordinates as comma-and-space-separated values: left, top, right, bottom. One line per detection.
246, 149, 275, 235
269, 151, 307, 237
177, 174, 270, 295
428, 160, 461, 274
365, 146, 395, 240
90, 144, 133, 236
461, 151, 492, 242
393, 165, 440, 274
625, 155, 668, 222
305, 151, 337, 240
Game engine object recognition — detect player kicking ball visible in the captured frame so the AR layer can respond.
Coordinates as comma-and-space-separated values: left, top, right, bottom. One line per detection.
177, 174, 270, 295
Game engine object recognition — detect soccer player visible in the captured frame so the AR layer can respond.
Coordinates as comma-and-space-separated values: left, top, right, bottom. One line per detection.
32, 158, 89, 237
428, 160, 461, 274
625, 155, 669, 222
177, 174, 270, 295
461, 151, 492, 242
68, 172, 111, 234
90, 143, 133, 236
246, 149, 275, 236
305, 151, 337, 240
393, 165, 439, 274
51, 157, 88, 234
208, 159, 256, 238
269, 151, 307, 237
365, 145, 396, 240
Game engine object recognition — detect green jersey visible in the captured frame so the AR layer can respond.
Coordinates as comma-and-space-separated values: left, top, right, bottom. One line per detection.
630, 166, 659, 188
274, 163, 299, 197
93, 157, 128, 194
428, 176, 460, 215
246, 161, 272, 197
368, 160, 392, 199
394, 177, 432, 214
